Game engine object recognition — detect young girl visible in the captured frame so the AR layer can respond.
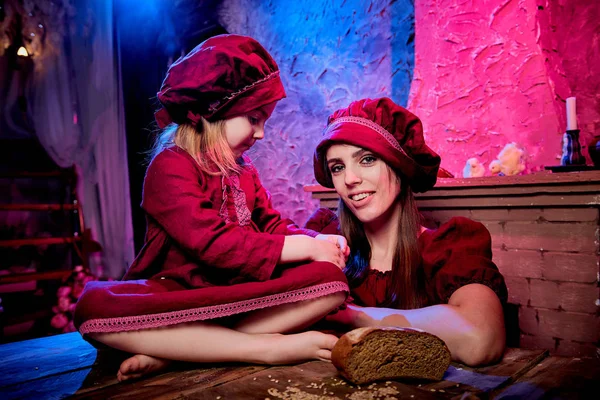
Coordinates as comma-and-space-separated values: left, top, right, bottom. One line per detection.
307, 97, 508, 366
74, 34, 350, 381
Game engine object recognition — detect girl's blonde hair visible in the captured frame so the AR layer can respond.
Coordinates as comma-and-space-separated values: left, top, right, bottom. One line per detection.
149, 118, 242, 176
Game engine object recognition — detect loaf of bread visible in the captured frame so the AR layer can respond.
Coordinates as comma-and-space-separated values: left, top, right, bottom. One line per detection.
331, 327, 451, 385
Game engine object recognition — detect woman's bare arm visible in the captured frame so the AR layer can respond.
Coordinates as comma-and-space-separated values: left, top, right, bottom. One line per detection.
328, 283, 505, 366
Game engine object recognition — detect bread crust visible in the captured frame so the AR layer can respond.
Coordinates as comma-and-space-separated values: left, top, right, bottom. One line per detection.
331, 327, 451, 384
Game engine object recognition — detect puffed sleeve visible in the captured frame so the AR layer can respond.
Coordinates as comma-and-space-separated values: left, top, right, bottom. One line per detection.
249, 164, 319, 237
421, 217, 508, 305
142, 148, 284, 282
304, 207, 341, 235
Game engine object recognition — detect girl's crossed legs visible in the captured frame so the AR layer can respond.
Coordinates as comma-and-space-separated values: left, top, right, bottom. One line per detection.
89, 291, 345, 381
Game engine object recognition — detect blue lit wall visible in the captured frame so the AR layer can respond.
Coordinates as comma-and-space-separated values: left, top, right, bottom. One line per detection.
219, 0, 415, 225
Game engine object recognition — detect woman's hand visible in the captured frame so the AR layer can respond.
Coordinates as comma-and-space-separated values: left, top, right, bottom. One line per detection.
315, 234, 351, 259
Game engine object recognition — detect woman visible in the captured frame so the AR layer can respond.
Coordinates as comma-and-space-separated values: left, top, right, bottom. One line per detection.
307, 97, 508, 366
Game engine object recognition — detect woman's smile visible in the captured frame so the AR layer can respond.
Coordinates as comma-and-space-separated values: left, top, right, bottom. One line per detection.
348, 191, 375, 207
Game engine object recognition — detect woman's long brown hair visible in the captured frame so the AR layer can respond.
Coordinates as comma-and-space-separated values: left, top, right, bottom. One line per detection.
339, 173, 425, 309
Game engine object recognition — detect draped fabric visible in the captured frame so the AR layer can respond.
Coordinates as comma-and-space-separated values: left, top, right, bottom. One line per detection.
30, 0, 134, 278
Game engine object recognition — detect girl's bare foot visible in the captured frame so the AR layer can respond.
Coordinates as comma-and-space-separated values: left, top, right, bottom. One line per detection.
117, 354, 171, 382
262, 331, 338, 364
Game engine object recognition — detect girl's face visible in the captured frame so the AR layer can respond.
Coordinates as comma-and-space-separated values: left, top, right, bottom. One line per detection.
224, 102, 277, 157
326, 144, 401, 225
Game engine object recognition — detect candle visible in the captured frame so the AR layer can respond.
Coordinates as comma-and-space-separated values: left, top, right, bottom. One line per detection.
566, 97, 577, 131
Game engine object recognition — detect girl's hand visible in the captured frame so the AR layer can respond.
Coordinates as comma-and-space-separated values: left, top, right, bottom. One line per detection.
311, 238, 346, 269
315, 234, 351, 259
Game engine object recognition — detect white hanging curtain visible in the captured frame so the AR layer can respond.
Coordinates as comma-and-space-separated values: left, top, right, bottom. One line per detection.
28, 0, 134, 278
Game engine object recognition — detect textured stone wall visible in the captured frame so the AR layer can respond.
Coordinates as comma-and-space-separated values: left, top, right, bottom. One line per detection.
410, 0, 553, 177
410, 0, 600, 176
219, 0, 599, 224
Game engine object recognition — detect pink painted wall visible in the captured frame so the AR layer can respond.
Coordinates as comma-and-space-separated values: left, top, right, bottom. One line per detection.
535, 0, 600, 163
410, 0, 600, 177
411, 0, 542, 176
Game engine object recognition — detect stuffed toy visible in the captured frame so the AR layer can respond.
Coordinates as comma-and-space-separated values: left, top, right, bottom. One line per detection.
490, 143, 526, 176
463, 158, 485, 178
489, 160, 503, 176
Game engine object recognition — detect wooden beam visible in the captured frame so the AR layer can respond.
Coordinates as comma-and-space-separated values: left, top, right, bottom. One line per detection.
0, 204, 78, 211
0, 237, 82, 247
0, 270, 71, 284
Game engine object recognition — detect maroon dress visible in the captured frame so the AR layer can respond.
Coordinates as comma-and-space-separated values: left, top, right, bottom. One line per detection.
74, 147, 348, 335
305, 208, 507, 307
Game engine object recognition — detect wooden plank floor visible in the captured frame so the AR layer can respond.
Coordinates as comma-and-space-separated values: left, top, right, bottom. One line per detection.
1, 333, 598, 399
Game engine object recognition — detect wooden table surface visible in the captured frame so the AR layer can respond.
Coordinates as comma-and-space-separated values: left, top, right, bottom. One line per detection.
0, 333, 598, 399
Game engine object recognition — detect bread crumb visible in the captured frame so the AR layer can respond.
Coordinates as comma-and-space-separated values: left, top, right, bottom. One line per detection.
348, 386, 399, 400
216, 397, 221, 399
267, 386, 340, 399
439, 389, 445, 393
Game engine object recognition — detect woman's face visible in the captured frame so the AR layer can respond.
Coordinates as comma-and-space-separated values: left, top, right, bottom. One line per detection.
224, 102, 278, 157
326, 144, 401, 225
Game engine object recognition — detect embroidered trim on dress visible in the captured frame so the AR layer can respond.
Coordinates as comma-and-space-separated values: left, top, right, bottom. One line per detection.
79, 281, 348, 334
218, 175, 252, 226
229, 174, 252, 226
218, 175, 231, 223
323, 116, 408, 158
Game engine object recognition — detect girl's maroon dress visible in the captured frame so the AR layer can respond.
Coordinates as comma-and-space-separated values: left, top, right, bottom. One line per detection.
74, 147, 348, 335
